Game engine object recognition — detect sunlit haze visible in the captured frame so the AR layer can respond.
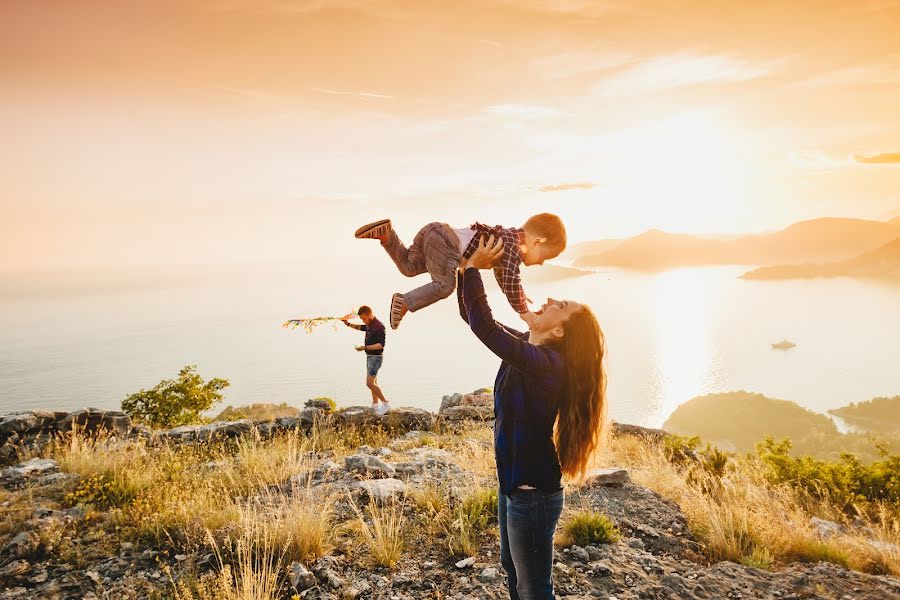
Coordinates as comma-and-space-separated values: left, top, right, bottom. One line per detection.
2, 0, 899, 270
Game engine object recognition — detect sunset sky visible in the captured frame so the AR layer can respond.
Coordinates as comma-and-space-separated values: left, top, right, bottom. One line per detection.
2, 0, 899, 270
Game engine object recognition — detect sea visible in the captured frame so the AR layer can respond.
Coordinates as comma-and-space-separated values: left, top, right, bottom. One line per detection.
1, 261, 898, 429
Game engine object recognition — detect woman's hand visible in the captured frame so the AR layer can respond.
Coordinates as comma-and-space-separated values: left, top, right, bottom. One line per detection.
462, 234, 504, 270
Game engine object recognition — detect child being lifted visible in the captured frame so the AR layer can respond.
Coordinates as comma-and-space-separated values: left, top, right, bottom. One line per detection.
354, 214, 567, 330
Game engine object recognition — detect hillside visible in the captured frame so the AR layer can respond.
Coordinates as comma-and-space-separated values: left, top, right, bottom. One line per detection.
1, 400, 898, 599
741, 237, 900, 281
574, 218, 900, 270
829, 396, 900, 433
521, 262, 592, 283
662, 391, 838, 452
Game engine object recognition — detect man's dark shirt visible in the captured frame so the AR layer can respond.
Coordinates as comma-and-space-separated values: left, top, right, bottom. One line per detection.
457, 269, 565, 495
360, 318, 386, 356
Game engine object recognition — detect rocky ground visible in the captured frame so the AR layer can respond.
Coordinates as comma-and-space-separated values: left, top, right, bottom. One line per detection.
1, 394, 899, 599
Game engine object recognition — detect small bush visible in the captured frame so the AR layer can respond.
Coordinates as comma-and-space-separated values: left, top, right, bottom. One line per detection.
560, 511, 620, 547
64, 473, 140, 510
351, 498, 405, 569
446, 487, 498, 557
122, 365, 229, 429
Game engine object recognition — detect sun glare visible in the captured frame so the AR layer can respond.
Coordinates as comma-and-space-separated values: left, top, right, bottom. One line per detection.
606, 112, 751, 233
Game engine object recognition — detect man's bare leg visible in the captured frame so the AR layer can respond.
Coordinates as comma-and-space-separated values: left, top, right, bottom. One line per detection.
367, 375, 387, 404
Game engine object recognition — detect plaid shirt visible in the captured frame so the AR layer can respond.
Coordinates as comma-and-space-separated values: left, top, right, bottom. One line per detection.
457, 269, 565, 494
462, 223, 529, 313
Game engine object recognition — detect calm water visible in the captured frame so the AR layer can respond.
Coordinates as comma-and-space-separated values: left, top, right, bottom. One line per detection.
1, 262, 898, 428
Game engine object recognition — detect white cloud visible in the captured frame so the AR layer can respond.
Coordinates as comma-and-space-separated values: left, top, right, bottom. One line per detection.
796, 61, 900, 88
595, 53, 771, 96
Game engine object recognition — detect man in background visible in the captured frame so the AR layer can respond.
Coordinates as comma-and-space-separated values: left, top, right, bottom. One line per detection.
342, 306, 390, 415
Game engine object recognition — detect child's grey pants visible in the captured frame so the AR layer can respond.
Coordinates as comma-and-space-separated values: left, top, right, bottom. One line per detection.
381, 222, 461, 312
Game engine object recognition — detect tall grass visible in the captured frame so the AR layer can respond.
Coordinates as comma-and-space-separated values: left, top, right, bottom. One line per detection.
350, 497, 405, 569
604, 433, 900, 575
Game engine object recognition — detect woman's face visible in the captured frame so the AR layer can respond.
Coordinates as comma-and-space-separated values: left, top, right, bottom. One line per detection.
533, 297, 582, 337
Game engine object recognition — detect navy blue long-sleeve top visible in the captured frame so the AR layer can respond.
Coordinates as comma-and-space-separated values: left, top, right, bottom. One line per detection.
457, 268, 565, 495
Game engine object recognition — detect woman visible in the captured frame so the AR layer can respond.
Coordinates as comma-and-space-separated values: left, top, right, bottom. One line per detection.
457, 236, 608, 600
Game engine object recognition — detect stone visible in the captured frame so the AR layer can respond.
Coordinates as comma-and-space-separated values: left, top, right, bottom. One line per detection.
345, 454, 396, 478
334, 406, 379, 428
381, 407, 435, 432
441, 405, 494, 422
478, 567, 500, 582
8, 458, 58, 477
57, 409, 132, 436
0, 411, 56, 436
568, 545, 590, 563
305, 398, 335, 413
626, 537, 645, 550
298, 407, 324, 425
358, 478, 406, 502
455, 556, 476, 569
0, 560, 30, 578
585, 545, 604, 561
195, 419, 252, 441
585, 468, 630, 487
2, 531, 38, 558
290, 562, 316, 591
810, 517, 843, 540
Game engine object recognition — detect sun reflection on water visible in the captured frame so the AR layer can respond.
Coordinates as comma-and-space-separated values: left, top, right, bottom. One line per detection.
645, 269, 723, 426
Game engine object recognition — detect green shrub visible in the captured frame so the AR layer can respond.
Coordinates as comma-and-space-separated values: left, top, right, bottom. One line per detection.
64, 473, 139, 510
664, 434, 701, 465
560, 511, 620, 546
446, 487, 498, 557
755, 437, 900, 512
122, 365, 229, 428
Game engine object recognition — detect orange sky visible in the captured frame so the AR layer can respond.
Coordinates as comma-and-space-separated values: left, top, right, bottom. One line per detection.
2, 0, 899, 270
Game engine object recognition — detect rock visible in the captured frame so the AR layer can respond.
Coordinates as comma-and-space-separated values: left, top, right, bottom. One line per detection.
334, 406, 380, 428
381, 407, 435, 432
358, 478, 406, 502
0, 411, 56, 436
585, 545, 604, 561
57, 409, 132, 437
345, 454, 396, 478
585, 468, 630, 487
810, 517, 843, 540
2, 532, 38, 558
626, 537, 645, 550
0, 560, 30, 578
196, 419, 252, 441
347, 580, 371, 597
441, 405, 494, 422
290, 562, 316, 591
5, 458, 58, 477
568, 545, 590, 563
455, 556, 476, 569
298, 407, 324, 425
478, 567, 500, 582
305, 398, 336, 413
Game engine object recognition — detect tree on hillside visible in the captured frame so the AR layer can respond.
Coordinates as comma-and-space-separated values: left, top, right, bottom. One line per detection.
121, 365, 229, 428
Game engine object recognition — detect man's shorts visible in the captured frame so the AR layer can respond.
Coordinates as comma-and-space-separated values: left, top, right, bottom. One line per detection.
366, 355, 383, 377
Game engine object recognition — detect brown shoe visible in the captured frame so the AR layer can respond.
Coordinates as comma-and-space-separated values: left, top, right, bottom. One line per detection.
355, 219, 392, 240
390, 292, 407, 330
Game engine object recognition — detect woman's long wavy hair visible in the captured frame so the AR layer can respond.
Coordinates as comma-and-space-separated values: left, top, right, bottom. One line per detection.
550, 305, 608, 480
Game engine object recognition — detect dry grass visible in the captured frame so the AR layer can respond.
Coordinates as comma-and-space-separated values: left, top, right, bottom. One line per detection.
350, 497, 405, 569
603, 433, 900, 575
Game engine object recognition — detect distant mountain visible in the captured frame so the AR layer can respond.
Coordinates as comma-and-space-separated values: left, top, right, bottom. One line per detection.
574, 218, 900, 270
569, 239, 624, 260
741, 237, 900, 281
